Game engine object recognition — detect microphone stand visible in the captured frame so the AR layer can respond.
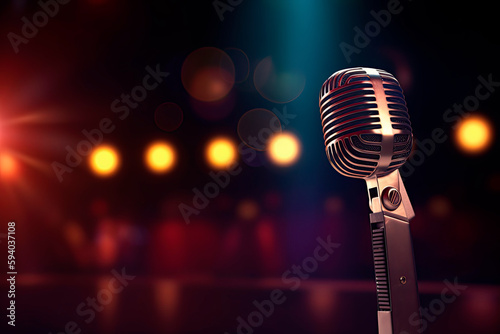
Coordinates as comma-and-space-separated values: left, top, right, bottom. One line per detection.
365, 169, 421, 334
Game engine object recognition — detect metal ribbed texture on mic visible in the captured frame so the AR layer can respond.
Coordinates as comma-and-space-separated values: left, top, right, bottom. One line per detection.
319, 67, 413, 179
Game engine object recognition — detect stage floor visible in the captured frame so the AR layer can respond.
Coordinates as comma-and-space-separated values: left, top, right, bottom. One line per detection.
3, 275, 499, 334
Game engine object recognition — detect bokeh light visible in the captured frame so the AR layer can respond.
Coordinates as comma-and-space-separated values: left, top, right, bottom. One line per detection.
96, 219, 119, 268
89, 145, 120, 177
154, 281, 180, 327
64, 221, 87, 248
308, 287, 337, 333
145, 141, 176, 174
428, 195, 452, 218
465, 290, 500, 331
0, 152, 19, 179
63, 220, 91, 266
455, 116, 493, 154
267, 132, 301, 167
253, 56, 306, 103
255, 219, 281, 275
150, 222, 187, 274
324, 196, 344, 215
224, 47, 250, 83
236, 199, 259, 221
206, 137, 237, 169
237, 108, 282, 151
154, 102, 183, 132
181, 47, 235, 102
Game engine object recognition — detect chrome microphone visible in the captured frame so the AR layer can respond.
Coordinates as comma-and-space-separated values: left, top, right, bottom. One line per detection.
319, 67, 412, 178
319, 67, 421, 334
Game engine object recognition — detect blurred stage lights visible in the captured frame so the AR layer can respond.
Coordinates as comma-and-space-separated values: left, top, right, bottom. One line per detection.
0, 153, 18, 179
89, 145, 120, 177
455, 116, 493, 154
145, 141, 176, 174
236, 199, 259, 221
237, 108, 282, 151
0, 132, 306, 181
267, 132, 301, 167
206, 137, 237, 169
428, 195, 451, 218
181, 47, 235, 102
253, 56, 306, 104
76, 134, 331, 177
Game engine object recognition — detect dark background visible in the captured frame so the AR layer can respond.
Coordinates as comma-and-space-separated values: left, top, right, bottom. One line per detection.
0, 0, 499, 333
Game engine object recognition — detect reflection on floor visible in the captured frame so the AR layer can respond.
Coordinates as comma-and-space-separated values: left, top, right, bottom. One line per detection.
5, 275, 500, 334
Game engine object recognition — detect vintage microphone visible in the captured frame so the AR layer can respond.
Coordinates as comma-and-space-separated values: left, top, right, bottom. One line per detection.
319, 67, 421, 333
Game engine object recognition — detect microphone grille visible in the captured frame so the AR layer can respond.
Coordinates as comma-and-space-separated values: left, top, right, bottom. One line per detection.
319, 67, 412, 179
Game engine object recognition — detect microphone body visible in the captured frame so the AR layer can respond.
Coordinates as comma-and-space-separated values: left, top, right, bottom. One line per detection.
319, 68, 421, 334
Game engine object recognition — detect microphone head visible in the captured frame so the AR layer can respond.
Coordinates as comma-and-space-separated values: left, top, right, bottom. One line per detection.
319, 67, 413, 179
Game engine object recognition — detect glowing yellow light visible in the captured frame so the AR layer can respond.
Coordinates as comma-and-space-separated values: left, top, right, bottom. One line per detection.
267, 132, 301, 166
89, 146, 120, 177
206, 137, 237, 169
455, 116, 493, 154
0, 153, 18, 179
145, 142, 176, 174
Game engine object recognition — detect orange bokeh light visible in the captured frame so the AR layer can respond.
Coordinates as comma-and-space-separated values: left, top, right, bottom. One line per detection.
206, 137, 237, 169
0, 153, 19, 179
455, 116, 494, 154
267, 132, 301, 166
145, 141, 176, 174
181, 47, 235, 102
89, 145, 120, 177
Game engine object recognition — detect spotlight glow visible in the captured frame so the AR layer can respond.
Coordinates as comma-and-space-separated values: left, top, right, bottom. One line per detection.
145, 142, 176, 174
0, 153, 18, 179
206, 137, 237, 169
89, 146, 120, 177
455, 116, 493, 154
267, 132, 301, 166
